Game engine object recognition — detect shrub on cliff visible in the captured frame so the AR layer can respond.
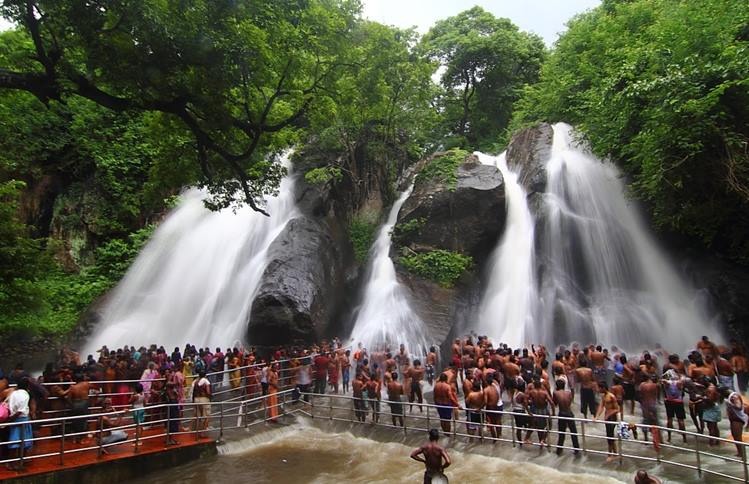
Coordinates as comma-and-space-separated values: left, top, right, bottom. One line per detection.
400, 249, 473, 287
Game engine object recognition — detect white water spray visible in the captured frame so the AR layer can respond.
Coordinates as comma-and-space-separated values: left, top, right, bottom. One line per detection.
349, 186, 429, 355
85, 156, 298, 353
476, 152, 536, 345
479, 123, 718, 352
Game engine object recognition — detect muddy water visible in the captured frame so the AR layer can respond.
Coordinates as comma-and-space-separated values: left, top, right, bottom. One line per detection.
129, 422, 627, 484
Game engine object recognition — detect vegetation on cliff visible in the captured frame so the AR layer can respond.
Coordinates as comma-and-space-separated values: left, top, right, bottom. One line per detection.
399, 249, 473, 288
513, 0, 749, 263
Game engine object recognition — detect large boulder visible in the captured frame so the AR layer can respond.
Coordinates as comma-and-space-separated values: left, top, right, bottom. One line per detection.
396, 154, 506, 263
247, 215, 351, 345
388, 152, 507, 348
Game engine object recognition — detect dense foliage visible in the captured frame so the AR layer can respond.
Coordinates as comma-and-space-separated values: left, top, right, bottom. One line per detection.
399, 249, 473, 288
513, 0, 749, 262
416, 149, 470, 190
421, 6, 546, 151
348, 216, 378, 263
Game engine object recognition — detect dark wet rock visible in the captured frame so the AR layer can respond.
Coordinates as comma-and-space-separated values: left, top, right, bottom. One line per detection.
248, 216, 349, 345
505, 122, 553, 196
679, 251, 749, 343
396, 154, 506, 263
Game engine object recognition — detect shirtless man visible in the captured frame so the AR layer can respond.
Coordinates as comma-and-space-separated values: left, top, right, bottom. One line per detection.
426, 347, 438, 386
595, 382, 621, 462
731, 348, 749, 394
396, 344, 410, 390
352, 372, 367, 422
407, 360, 426, 412
411, 428, 451, 484
503, 356, 521, 400
367, 371, 381, 423
663, 354, 686, 376
527, 376, 555, 446
590, 346, 607, 385
434, 373, 459, 433
620, 355, 637, 415
465, 380, 485, 437
387, 372, 405, 427
610, 376, 625, 420
339, 350, 352, 394
697, 336, 719, 359
553, 378, 580, 455
69, 373, 92, 443
639, 375, 661, 448
483, 374, 502, 438
444, 365, 459, 397
575, 362, 597, 418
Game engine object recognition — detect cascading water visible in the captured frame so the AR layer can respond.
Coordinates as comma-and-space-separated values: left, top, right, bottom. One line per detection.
85, 156, 298, 353
349, 186, 429, 356
536, 123, 717, 351
478, 123, 719, 352
476, 152, 537, 345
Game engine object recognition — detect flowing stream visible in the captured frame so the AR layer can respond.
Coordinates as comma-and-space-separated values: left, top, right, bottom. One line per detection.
349, 186, 430, 355
85, 156, 298, 353
479, 123, 719, 351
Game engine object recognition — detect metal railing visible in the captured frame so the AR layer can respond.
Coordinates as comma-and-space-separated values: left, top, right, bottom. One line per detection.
23, 353, 321, 419
303, 392, 749, 482
0, 388, 305, 471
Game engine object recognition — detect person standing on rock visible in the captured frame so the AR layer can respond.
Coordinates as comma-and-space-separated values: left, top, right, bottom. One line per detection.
410, 428, 451, 484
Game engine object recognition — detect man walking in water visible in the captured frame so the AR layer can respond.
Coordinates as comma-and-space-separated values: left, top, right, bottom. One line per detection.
411, 428, 451, 484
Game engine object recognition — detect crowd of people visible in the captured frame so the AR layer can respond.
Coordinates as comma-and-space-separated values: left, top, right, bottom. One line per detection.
1, 333, 748, 475
0, 341, 329, 470
318, 335, 749, 465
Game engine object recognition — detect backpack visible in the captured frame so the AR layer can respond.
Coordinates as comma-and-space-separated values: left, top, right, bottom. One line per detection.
195, 357, 206, 373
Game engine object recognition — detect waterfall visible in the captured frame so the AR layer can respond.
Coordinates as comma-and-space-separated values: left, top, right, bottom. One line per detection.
84, 156, 298, 353
478, 123, 719, 353
349, 186, 429, 356
476, 152, 537, 345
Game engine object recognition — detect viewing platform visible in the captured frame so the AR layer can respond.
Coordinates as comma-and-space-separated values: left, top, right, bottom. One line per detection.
2, 363, 748, 483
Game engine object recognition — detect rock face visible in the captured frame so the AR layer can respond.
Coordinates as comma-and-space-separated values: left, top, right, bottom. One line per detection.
390, 152, 507, 348
248, 215, 351, 345
396, 155, 506, 263
679, 250, 749, 343
505, 122, 553, 216
247, 137, 398, 345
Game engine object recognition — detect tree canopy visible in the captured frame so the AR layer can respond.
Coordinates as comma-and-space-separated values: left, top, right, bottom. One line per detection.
0, 0, 360, 212
421, 6, 546, 151
513, 0, 749, 261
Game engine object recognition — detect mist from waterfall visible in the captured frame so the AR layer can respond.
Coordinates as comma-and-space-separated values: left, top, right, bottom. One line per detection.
479, 123, 719, 352
84, 156, 298, 353
349, 186, 430, 356
476, 152, 537, 345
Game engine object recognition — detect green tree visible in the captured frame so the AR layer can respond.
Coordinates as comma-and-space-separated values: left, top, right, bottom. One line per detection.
514, 0, 749, 261
0, 0, 360, 213
0, 180, 46, 315
421, 6, 545, 150
306, 21, 437, 193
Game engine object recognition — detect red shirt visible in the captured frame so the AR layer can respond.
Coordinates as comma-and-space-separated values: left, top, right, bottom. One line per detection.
314, 355, 330, 379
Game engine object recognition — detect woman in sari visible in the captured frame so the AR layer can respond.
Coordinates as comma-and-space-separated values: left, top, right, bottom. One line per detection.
267, 364, 279, 423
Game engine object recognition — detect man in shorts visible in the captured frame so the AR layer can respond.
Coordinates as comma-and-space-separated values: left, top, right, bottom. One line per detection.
411, 428, 451, 484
